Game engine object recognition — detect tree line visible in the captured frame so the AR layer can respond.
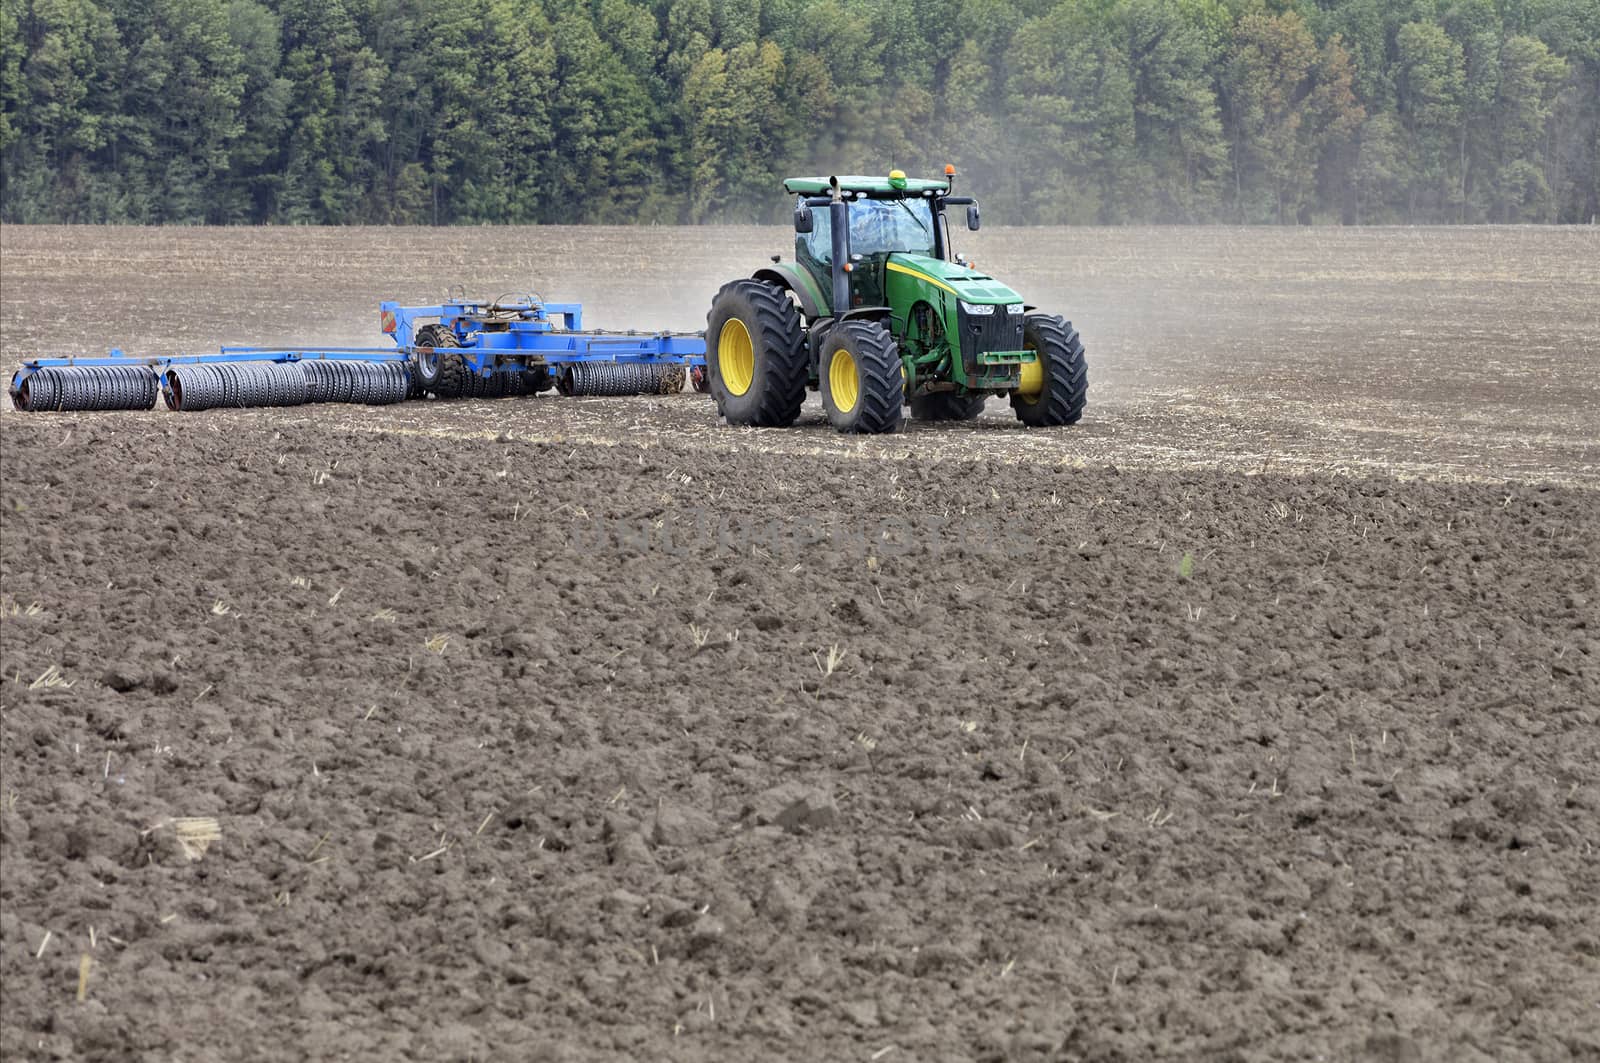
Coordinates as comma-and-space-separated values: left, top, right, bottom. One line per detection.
2, 0, 1596, 226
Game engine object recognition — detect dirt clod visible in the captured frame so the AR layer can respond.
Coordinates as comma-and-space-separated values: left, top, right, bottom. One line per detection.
651, 802, 718, 847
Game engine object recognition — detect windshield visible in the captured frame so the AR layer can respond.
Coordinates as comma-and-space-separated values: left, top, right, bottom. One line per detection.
801, 197, 939, 264
848, 197, 937, 256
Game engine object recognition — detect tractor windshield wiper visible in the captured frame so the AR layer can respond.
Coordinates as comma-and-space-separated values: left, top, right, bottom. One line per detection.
896, 199, 931, 239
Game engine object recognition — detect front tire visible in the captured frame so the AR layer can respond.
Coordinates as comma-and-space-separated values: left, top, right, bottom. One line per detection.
706, 279, 807, 426
1010, 314, 1087, 427
821, 320, 904, 434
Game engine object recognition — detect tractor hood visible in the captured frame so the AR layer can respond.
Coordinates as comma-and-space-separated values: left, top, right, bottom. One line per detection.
884, 253, 1022, 306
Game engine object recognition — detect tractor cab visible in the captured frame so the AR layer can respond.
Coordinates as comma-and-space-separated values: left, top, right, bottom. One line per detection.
794, 195, 940, 311
785, 171, 978, 315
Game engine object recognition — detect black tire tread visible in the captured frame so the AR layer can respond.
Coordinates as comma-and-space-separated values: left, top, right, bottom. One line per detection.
1011, 314, 1088, 427
824, 320, 904, 434
415, 324, 468, 398
706, 279, 807, 427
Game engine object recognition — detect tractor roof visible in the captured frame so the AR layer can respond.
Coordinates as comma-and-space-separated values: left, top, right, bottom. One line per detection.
782, 175, 951, 197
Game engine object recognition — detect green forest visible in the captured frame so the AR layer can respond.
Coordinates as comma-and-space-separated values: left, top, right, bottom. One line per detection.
2, 0, 1596, 225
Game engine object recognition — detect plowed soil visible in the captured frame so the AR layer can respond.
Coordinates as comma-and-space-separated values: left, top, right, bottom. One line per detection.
1, 225, 1598, 1061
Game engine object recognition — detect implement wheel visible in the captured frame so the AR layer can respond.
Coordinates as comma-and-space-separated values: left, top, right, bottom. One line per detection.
524, 363, 554, 395
414, 324, 467, 398
911, 392, 986, 421
1010, 314, 1087, 427
821, 320, 904, 434
706, 279, 806, 426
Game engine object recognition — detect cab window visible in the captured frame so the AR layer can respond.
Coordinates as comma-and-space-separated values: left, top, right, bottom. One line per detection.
799, 196, 939, 266
848, 198, 936, 257
800, 200, 833, 267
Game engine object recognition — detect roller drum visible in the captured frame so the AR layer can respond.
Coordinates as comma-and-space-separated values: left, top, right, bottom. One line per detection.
559, 363, 688, 397
166, 365, 225, 412
11, 365, 160, 412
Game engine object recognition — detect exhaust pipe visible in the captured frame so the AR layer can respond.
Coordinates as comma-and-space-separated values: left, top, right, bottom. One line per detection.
828, 176, 850, 319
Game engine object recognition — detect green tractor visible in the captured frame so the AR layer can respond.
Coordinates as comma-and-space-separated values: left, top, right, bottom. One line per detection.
705, 168, 1087, 433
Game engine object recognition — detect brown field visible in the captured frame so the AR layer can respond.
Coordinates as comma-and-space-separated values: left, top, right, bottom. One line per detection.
1, 225, 1597, 1061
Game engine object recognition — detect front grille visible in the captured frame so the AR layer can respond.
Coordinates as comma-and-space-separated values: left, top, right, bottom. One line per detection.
957, 308, 1024, 377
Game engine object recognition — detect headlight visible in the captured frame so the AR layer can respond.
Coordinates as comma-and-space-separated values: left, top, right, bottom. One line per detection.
959, 300, 995, 316
1007, 303, 1024, 315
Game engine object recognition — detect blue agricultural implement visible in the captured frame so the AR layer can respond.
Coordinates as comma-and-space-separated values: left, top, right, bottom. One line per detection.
8, 294, 708, 413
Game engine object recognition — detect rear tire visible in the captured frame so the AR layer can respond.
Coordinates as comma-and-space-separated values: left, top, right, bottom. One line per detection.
911, 392, 986, 421
706, 279, 807, 426
1010, 314, 1087, 427
821, 320, 904, 434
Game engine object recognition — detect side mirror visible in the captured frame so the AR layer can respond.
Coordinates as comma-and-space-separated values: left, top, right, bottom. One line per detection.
794, 207, 814, 234
966, 204, 981, 231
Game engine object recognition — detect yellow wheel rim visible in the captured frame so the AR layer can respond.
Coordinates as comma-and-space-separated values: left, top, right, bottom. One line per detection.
718, 318, 755, 397
1017, 339, 1044, 402
829, 348, 860, 413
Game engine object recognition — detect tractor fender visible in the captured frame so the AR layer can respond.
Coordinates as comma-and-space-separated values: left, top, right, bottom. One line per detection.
753, 264, 826, 320
808, 308, 896, 365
